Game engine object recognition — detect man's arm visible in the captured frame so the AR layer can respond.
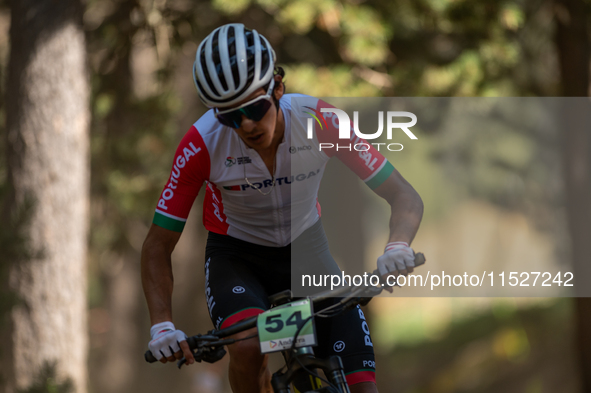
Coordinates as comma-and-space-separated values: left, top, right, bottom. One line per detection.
372, 168, 423, 279
141, 223, 182, 325
372, 168, 423, 245
141, 224, 195, 364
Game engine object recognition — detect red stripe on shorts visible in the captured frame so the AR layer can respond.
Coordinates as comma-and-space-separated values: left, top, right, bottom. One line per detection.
220, 308, 265, 330
346, 370, 376, 386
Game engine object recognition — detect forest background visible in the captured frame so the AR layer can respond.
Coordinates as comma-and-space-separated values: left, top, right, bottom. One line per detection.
0, 0, 590, 392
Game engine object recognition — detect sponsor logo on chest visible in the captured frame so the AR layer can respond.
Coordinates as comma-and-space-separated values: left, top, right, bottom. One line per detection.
289, 145, 312, 154
225, 156, 252, 167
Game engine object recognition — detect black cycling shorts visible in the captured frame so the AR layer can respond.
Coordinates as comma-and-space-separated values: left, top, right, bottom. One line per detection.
204, 219, 376, 386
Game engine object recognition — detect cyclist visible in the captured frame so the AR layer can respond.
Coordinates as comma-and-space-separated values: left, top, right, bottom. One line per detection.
141, 23, 423, 393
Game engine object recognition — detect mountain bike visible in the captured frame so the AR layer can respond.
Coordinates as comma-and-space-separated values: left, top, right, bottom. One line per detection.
145, 253, 426, 392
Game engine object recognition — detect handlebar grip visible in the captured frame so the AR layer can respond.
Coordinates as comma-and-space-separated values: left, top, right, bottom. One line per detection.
145, 350, 158, 363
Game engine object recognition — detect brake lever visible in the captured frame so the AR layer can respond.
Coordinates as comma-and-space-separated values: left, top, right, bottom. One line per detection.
177, 347, 203, 369
177, 343, 229, 369
201, 346, 227, 363
340, 286, 381, 310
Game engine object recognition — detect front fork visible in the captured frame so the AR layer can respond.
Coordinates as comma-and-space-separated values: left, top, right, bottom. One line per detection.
272, 347, 350, 393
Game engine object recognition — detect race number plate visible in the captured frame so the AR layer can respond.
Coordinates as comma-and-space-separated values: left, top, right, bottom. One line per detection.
257, 299, 316, 354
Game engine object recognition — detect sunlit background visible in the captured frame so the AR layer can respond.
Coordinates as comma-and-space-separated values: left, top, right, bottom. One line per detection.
0, 0, 589, 392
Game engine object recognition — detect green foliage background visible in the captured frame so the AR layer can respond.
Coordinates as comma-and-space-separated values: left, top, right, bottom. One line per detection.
1, 0, 588, 392
80, 0, 564, 257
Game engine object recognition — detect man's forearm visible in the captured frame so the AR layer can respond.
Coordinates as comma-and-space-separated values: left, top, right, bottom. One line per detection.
387, 186, 423, 245
141, 241, 175, 325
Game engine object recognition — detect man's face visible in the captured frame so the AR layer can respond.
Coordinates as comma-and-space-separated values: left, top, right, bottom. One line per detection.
222, 87, 277, 150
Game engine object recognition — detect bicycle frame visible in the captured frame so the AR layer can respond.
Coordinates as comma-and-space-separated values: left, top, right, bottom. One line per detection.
272, 347, 349, 393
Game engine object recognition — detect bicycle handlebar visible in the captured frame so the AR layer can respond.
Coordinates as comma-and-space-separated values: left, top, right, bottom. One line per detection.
144, 252, 426, 364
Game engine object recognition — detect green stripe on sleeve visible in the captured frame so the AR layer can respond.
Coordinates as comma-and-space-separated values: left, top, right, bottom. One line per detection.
365, 161, 394, 190
153, 212, 186, 232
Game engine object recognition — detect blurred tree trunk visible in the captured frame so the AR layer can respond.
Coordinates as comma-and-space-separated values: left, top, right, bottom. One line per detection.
2, 0, 89, 392
88, 2, 141, 393
554, 0, 591, 391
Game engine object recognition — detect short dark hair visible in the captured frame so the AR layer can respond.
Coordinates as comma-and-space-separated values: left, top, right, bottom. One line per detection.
271, 66, 286, 112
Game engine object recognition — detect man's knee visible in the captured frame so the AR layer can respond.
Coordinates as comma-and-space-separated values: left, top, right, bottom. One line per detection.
350, 381, 378, 393
227, 327, 266, 368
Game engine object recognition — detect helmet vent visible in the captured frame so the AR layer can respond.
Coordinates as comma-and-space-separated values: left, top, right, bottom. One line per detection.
211, 29, 228, 91
260, 39, 270, 77
200, 49, 219, 96
228, 26, 240, 89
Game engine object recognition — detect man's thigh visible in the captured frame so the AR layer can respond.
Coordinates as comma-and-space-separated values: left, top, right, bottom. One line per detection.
314, 304, 376, 386
204, 251, 271, 330
204, 234, 291, 330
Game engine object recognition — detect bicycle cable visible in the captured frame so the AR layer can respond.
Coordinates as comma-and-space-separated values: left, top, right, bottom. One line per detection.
294, 291, 376, 391
314, 304, 347, 319
189, 334, 258, 363
289, 316, 340, 392
314, 301, 343, 316
232, 334, 258, 342
313, 296, 355, 319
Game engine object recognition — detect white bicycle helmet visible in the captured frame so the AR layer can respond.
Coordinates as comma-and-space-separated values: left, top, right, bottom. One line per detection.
193, 24, 276, 108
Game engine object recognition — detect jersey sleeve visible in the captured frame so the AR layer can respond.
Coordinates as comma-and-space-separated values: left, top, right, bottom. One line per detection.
152, 125, 211, 232
314, 100, 394, 190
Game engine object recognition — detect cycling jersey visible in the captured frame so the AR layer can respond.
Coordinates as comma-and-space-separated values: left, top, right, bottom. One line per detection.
153, 94, 394, 246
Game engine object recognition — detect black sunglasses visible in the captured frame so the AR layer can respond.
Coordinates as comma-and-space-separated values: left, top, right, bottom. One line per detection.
215, 80, 275, 128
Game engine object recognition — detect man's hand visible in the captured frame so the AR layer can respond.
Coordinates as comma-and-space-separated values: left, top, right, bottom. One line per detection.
148, 321, 195, 365
377, 242, 415, 290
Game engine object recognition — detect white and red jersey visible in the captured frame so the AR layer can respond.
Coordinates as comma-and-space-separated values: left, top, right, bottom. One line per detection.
153, 94, 394, 247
